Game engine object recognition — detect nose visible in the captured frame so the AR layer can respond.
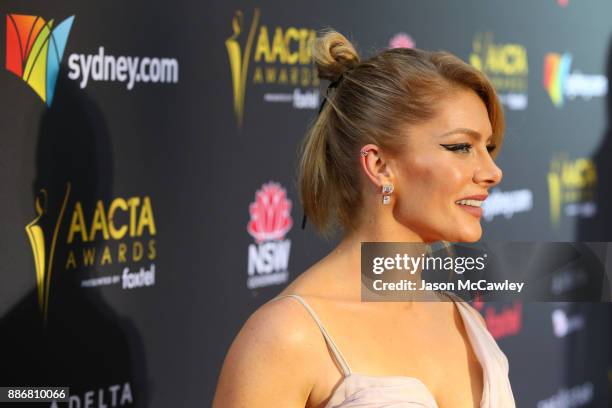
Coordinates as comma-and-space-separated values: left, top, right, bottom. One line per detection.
474, 152, 503, 187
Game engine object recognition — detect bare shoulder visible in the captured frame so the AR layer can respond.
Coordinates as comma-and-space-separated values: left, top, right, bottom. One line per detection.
212, 295, 323, 408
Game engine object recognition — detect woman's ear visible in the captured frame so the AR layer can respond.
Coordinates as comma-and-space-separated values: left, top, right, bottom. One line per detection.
359, 144, 395, 191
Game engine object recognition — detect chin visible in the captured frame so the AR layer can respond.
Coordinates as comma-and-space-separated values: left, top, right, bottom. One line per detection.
418, 220, 482, 243
456, 227, 482, 243
442, 223, 482, 243
460, 234, 482, 243
423, 231, 481, 244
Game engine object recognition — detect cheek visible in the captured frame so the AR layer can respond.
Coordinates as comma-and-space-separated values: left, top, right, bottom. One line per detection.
403, 155, 466, 200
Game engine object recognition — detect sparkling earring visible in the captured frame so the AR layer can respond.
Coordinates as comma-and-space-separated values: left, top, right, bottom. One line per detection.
381, 184, 394, 205
360, 149, 369, 157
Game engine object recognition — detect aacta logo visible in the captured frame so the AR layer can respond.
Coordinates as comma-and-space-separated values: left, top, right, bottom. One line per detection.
544, 52, 608, 107
26, 184, 157, 322
547, 154, 597, 226
5, 14, 74, 106
469, 32, 528, 111
246, 181, 292, 289
225, 9, 319, 127
65, 196, 156, 270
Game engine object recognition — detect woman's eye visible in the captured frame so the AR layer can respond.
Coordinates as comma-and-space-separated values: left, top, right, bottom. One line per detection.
441, 143, 497, 154
441, 143, 472, 153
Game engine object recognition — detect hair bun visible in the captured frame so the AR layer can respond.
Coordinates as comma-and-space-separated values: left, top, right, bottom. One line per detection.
313, 29, 360, 82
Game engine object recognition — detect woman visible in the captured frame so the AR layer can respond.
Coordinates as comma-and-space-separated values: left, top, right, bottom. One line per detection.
213, 30, 515, 408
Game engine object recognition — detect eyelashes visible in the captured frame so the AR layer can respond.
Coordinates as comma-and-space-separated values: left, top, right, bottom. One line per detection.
440, 143, 497, 154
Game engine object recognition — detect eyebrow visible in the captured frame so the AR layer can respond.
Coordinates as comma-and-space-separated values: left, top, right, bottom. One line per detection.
438, 128, 494, 143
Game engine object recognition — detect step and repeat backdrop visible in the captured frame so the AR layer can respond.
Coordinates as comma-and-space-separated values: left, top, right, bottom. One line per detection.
0, 0, 611, 406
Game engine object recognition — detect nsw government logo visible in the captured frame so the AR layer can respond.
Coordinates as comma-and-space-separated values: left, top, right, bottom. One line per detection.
388, 33, 415, 49
246, 182, 292, 289
5, 13, 75, 106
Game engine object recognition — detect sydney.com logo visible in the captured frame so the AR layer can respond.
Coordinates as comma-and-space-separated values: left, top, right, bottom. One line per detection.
543, 52, 607, 108
6, 13, 180, 107
67, 47, 179, 90
5, 14, 75, 106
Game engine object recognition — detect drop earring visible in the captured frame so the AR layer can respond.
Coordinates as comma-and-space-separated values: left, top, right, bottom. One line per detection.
381, 184, 394, 205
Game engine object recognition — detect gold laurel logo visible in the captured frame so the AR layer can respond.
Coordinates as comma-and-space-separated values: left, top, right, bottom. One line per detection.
226, 9, 260, 127
25, 183, 71, 323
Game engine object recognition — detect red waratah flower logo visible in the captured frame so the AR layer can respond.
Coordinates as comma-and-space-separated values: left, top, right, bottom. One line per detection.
247, 182, 293, 243
388, 33, 415, 49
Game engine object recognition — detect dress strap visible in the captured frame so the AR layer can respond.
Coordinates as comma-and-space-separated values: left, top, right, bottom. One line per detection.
271, 294, 352, 377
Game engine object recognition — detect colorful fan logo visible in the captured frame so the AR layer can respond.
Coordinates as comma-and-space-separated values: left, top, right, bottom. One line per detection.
5, 14, 75, 106
543, 52, 572, 107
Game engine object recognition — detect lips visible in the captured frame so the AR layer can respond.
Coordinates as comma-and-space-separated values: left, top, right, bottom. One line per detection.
457, 194, 488, 201
456, 202, 483, 218
455, 194, 487, 218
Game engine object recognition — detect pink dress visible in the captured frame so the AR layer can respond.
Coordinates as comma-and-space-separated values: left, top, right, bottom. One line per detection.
270, 293, 516, 408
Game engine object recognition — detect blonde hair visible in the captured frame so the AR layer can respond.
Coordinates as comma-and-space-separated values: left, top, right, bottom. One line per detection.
299, 29, 505, 237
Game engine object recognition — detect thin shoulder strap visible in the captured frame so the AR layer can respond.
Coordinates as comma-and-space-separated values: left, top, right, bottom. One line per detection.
271, 294, 352, 377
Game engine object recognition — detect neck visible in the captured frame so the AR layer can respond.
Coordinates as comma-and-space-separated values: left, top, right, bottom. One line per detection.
320, 222, 436, 303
